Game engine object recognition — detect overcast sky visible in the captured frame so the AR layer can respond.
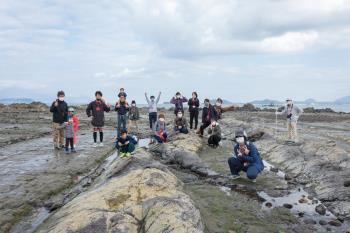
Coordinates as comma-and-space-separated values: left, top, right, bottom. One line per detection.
0, 0, 350, 104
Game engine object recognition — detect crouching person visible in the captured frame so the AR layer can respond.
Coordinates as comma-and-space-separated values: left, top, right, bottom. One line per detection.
115, 130, 137, 158
153, 114, 168, 143
208, 121, 221, 147
174, 111, 189, 134
227, 130, 264, 182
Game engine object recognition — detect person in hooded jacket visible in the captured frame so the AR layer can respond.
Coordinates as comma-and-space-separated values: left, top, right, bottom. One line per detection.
227, 130, 264, 182
153, 113, 168, 143
86, 91, 110, 147
170, 92, 188, 115
188, 92, 200, 130
197, 99, 217, 137
145, 92, 161, 129
207, 120, 221, 147
50, 90, 68, 150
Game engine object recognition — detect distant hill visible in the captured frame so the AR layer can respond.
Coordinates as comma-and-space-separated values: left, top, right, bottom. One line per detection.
250, 99, 282, 105
164, 99, 233, 105
0, 98, 35, 104
334, 96, 350, 104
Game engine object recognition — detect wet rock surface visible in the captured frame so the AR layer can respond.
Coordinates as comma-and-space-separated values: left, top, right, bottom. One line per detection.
1, 106, 350, 232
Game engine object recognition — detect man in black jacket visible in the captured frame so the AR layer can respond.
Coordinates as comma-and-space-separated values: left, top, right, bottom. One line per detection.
197, 99, 217, 137
50, 90, 68, 149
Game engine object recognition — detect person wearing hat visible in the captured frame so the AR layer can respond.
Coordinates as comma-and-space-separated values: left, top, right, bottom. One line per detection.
227, 130, 264, 181
50, 90, 68, 150
145, 91, 161, 129
170, 92, 188, 115
276, 99, 303, 142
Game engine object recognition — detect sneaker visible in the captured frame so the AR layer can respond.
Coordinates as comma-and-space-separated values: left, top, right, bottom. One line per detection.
120, 152, 127, 158
99, 143, 104, 147
65, 149, 70, 154
229, 174, 240, 180
93, 143, 97, 148
251, 179, 257, 183
125, 152, 132, 158
71, 149, 77, 153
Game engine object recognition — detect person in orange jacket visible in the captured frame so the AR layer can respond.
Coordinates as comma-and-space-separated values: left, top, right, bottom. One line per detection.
68, 107, 79, 148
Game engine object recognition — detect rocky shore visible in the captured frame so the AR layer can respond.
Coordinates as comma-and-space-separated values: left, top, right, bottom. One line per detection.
0, 103, 350, 233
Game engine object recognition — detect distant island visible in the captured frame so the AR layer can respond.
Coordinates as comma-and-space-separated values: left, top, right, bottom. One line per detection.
163, 99, 233, 105
249, 96, 350, 105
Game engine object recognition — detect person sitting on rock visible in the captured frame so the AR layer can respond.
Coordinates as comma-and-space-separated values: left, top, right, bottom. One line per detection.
276, 98, 303, 143
153, 113, 168, 143
115, 129, 137, 158
227, 130, 264, 182
215, 98, 223, 119
197, 99, 217, 137
174, 111, 189, 134
170, 92, 188, 115
207, 120, 221, 147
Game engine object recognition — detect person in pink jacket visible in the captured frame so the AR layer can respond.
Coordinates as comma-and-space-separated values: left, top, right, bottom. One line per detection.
68, 107, 79, 148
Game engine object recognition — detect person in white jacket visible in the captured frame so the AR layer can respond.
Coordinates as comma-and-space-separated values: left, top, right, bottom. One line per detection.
276, 99, 303, 142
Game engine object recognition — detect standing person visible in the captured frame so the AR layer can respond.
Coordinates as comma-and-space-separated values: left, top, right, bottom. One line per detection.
115, 129, 137, 158
68, 107, 79, 148
276, 99, 303, 143
174, 111, 189, 134
215, 98, 223, 120
145, 92, 161, 129
86, 91, 110, 147
60, 110, 76, 154
227, 130, 264, 182
208, 121, 221, 148
50, 90, 68, 150
115, 96, 129, 136
118, 88, 127, 98
170, 92, 188, 115
153, 113, 168, 143
188, 92, 200, 130
197, 99, 217, 137
128, 100, 140, 135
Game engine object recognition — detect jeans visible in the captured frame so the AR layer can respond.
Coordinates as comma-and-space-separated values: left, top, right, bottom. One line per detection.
189, 109, 199, 129
65, 138, 74, 150
117, 114, 127, 135
175, 127, 189, 134
227, 157, 260, 180
149, 112, 157, 129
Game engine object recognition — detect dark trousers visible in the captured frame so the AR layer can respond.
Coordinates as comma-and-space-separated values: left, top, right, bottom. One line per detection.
175, 127, 189, 134
199, 121, 211, 135
65, 138, 74, 150
117, 114, 127, 136
208, 135, 221, 147
189, 110, 199, 129
116, 143, 135, 153
227, 157, 260, 180
149, 112, 157, 129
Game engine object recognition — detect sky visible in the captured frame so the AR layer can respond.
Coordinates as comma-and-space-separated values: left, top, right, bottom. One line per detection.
0, 0, 350, 104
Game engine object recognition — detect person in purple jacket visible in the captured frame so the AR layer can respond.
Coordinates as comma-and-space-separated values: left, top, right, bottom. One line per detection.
170, 92, 188, 115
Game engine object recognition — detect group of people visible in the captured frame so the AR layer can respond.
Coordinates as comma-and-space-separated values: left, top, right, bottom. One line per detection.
50, 89, 302, 181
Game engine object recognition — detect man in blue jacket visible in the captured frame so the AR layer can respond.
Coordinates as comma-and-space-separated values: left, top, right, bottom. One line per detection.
227, 130, 264, 182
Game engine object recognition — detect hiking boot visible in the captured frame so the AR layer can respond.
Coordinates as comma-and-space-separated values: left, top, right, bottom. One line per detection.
229, 174, 240, 180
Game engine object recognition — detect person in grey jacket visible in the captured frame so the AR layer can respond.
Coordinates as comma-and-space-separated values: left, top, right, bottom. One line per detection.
208, 121, 222, 147
60, 109, 77, 154
145, 92, 161, 129
276, 99, 303, 142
